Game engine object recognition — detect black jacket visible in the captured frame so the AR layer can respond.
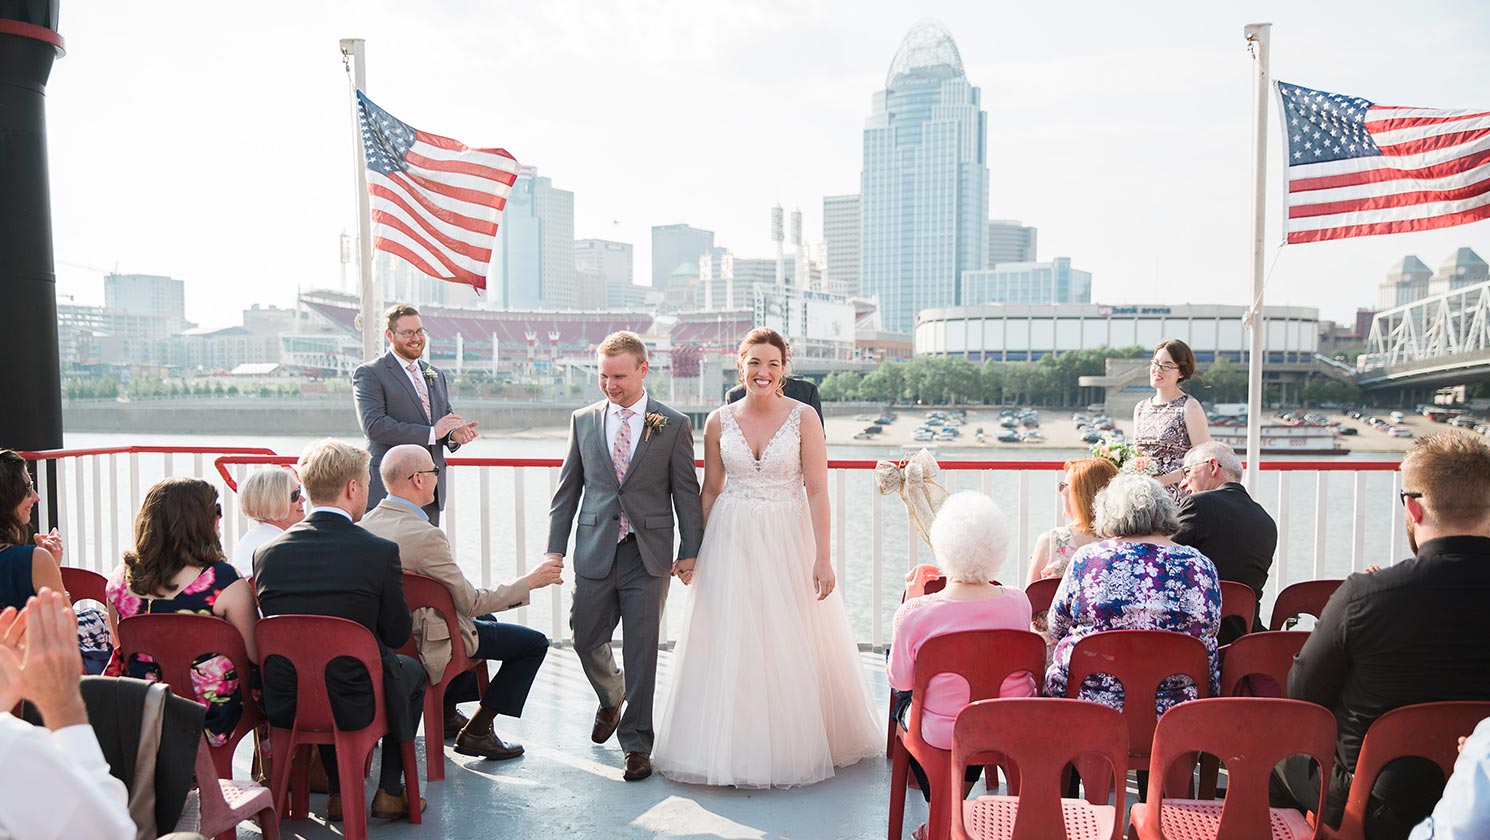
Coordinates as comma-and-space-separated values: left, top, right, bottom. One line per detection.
725, 377, 823, 421
254, 509, 418, 738
1172, 482, 1276, 644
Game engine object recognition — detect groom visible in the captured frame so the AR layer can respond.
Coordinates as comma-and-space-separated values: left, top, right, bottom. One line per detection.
546, 331, 703, 781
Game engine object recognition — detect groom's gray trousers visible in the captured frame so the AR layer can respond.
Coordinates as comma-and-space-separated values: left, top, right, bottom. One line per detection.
571, 533, 669, 755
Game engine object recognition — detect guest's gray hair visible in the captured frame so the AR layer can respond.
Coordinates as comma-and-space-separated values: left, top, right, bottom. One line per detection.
1092, 474, 1179, 538
1186, 441, 1243, 481
238, 468, 294, 522
929, 491, 1012, 583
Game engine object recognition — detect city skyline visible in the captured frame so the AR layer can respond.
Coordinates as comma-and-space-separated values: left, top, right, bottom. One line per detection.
46, 1, 1490, 329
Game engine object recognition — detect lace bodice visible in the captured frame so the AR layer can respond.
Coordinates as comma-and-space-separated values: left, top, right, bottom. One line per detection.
717, 403, 806, 507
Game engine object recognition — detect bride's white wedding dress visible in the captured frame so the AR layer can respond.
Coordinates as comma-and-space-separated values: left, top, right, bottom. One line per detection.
653, 402, 881, 788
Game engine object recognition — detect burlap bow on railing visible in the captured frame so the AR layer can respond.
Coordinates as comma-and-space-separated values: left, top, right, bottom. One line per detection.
874, 448, 950, 548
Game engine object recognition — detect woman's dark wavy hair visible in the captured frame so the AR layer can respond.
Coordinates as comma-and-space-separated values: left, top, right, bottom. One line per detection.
0, 450, 33, 546
123, 477, 224, 597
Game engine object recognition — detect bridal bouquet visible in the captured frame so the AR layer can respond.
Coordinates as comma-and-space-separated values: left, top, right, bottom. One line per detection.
1090, 441, 1158, 476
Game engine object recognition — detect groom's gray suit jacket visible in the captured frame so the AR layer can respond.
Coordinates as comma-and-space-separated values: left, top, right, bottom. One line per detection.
547, 397, 704, 578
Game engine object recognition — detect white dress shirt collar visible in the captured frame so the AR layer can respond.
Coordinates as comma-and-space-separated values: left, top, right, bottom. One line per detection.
609, 390, 648, 417
311, 505, 354, 522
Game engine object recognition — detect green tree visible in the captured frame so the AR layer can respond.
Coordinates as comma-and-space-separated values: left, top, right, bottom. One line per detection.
1189, 356, 1248, 403
819, 371, 862, 402
857, 362, 904, 403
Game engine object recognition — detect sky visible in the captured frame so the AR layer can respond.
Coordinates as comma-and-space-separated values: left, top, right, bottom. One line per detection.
44, 0, 1490, 329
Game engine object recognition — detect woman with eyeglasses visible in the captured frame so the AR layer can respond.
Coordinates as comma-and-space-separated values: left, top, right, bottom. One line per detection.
1026, 458, 1119, 585
1133, 338, 1211, 502
103, 477, 257, 749
231, 467, 306, 576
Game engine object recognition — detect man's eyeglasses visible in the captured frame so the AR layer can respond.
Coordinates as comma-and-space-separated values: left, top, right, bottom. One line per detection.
1181, 461, 1210, 477
408, 467, 440, 480
394, 328, 428, 339
1150, 360, 1180, 372
1399, 490, 1424, 507
290, 488, 301, 503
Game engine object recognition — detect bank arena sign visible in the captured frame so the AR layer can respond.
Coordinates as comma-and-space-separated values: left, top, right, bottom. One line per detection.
1098, 306, 1174, 317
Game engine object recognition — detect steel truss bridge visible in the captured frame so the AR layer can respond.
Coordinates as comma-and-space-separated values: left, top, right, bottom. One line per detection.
1357, 279, 1490, 389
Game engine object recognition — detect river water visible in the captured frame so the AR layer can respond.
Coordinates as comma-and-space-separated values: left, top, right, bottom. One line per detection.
56, 431, 1403, 645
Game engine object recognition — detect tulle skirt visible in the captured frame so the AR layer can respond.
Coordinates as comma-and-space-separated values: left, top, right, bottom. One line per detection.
653, 491, 881, 788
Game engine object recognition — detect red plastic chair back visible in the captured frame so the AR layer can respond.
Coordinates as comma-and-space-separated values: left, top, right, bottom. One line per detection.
117, 612, 262, 780
1217, 581, 1256, 636
397, 571, 490, 780
1330, 701, 1490, 840
1024, 577, 1060, 617
1066, 629, 1211, 764
1144, 698, 1335, 840
924, 575, 948, 595
192, 733, 280, 840
907, 629, 1048, 745
1219, 631, 1308, 697
950, 698, 1127, 840
1268, 579, 1343, 630
60, 566, 108, 606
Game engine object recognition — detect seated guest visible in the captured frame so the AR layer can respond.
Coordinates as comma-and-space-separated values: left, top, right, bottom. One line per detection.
361, 444, 561, 761
1045, 474, 1221, 710
1406, 717, 1490, 840
231, 467, 305, 576
0, 449, 65, 609
0, 589, 136, 840
1275, 430, 1490, 839
103, 478, 257, 750
888, 492, 1036, 829
1027, 457, 1118, 585
254, 439, 427, 823
1173, 441, 1276, 645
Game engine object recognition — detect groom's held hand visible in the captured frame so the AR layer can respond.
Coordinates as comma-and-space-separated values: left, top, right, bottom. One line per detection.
672, 557, 696, 586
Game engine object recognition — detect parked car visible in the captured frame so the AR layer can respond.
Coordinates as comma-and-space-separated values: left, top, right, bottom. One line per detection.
1390, 427, 1414, 438
1335, 425, 1358, 436
1450, 416, 1477, 428
912, 429, 934, 442
1391, 411, 1406, 423
1000, 417, 1018, 429
936, 429, 958, 441
1081, 430, 1102, 444
997, 430, 1021, 443
1021, 430, 1045, 442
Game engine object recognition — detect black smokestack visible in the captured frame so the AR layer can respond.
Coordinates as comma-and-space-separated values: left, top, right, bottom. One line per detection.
0, 0, 63, 452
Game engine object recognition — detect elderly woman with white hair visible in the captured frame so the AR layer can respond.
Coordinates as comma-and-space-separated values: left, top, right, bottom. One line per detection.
231, 467, 306, 575
1044, 473, 1221, 713
887, 492, 1036, 824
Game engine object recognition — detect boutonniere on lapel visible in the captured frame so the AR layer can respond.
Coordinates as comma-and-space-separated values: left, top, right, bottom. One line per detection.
419, 362, 437, 385
643, 412, 669, 442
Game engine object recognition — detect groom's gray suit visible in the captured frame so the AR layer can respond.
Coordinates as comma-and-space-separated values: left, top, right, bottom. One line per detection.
547, 394, 703, 755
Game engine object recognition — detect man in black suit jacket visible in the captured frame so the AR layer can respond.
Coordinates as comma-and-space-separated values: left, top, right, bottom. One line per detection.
726, 376, 823, 420
254, 439, 428, 822
1173, 441, 1277, 645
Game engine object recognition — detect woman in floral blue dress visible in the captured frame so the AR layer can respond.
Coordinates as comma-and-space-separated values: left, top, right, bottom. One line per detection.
104, 478, 258, 748
1045, 474, 1220, 713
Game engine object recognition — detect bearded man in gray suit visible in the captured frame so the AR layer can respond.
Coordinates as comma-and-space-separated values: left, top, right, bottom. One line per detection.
546, 331, 704, 782
353, 304, 477, 525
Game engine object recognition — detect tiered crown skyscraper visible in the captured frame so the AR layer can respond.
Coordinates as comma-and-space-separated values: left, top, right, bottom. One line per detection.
860, 19, 988, 333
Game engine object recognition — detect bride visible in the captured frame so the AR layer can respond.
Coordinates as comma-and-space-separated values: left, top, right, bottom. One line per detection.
653, 328, 881, 787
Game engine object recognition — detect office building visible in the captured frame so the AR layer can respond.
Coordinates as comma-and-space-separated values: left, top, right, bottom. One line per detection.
575, 239, 641, 310
497, 166, 576, 310
823, 194, 861, 295
652, 224, 715, 290
1377, 256, 1432, 310
1430, 247, 1488, 296
961, 257, 1091, 305
987, 220, 1037, 266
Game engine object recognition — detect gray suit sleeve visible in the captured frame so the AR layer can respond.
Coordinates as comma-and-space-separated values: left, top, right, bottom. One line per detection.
547, 411, 585, 556
354, 363, 434, 446
670, 416, 704, 559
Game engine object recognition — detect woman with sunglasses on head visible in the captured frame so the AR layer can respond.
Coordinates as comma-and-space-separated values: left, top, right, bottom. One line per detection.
103, 477, 257, 749
1133, 338, 1211, 502
231, 467, 306, 576
1027, 458, 1119, 586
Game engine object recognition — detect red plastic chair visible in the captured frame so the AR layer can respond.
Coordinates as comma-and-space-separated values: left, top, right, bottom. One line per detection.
190, 733, 280, 840
948, 698, 1127, 840
1217, 581, 1256, 637
116, 612, 262, 782
60, 566, 108, 606
886, 575, 953, 756
889, 629, 1046, 840
1319, 701, 1490, 840
1268, 579, 1343, 631
255, 615, 422, 840
1197, 631, 1311, 798
396, 571, 491, 781
1129, 697, 1336, 840
1065, 630, 1212, 801
1024, 578, 1059, 617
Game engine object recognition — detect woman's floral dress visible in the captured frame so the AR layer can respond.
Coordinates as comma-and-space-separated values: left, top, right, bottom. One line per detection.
1044, 540, 1221, 715
1135, 393, 1195, 502
104, 561, 245, 747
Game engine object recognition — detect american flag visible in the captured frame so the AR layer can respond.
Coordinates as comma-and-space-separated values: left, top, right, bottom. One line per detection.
1278, 81, 1490, 244
357, 91, 517, 291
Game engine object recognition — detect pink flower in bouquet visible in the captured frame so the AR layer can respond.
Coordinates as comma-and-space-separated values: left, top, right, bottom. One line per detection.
1130, 456, 1152, 474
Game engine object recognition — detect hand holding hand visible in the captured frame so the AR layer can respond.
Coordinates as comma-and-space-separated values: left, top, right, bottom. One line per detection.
33, 529, 63, 562
672, 557, 697, 586
434, 413, 466, 439
813, 559, 836, 601
526, 558, 564, 590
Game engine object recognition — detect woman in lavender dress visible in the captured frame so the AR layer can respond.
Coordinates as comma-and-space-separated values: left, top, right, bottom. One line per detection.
1133, 339, 1211, 502
1045, 474, 1221, 713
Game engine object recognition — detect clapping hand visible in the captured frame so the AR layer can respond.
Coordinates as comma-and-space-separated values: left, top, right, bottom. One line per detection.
32, 529, 62, 562
433, 413, 466, 440
813, 559, 835, 601
5, 590, 87, 728
0, 606, 26, 711
452, 421, 480, 445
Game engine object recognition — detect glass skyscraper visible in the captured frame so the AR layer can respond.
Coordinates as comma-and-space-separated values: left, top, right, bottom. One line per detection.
860, 19, 988, 333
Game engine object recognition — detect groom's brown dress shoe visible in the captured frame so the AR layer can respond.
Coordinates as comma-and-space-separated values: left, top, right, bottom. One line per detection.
623, 751, 652, 782
592, 703, 622, 744
454, 727, 524, 760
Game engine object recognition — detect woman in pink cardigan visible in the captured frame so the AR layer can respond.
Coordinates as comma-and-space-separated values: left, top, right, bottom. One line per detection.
887, 492, 1036, 837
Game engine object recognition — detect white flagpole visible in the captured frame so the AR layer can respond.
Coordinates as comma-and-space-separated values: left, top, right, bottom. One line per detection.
1243, 23, 1271, 492
341, 38, 378, 364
